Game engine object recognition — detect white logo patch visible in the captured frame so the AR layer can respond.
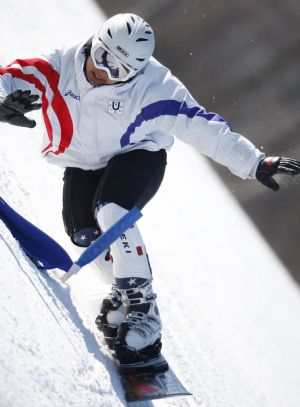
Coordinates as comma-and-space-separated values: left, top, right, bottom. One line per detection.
109, 100, 124, 115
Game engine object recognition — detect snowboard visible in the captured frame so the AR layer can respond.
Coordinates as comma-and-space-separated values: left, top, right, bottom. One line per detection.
100, 337, 191, 403
118, 359, 191, 402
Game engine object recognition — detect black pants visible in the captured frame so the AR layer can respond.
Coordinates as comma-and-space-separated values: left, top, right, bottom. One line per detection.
62, 149, 167, 244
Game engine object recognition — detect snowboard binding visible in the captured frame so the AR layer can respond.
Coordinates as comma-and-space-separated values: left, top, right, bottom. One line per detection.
113, 322, 166, 370
95, 287, 125, 349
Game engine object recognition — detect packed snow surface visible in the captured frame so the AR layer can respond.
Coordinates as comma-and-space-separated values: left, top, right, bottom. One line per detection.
1, 1, 300, 406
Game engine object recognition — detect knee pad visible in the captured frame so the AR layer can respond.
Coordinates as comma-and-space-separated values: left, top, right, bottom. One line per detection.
71, 227, 100, 247
71, 226, 114, 284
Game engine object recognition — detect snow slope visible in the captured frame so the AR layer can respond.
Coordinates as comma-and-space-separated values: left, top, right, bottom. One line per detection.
0, 222, 123, 406
1, 1, 300, 406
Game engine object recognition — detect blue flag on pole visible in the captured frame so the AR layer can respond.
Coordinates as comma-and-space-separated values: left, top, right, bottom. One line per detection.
0, 197, 73, 271
0, 197, 143, 275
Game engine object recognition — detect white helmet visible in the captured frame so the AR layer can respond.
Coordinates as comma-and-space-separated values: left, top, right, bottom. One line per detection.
91, 13, 155, 79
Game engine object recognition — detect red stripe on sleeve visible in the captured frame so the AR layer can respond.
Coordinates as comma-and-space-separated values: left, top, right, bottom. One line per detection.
2, 58, 73, 155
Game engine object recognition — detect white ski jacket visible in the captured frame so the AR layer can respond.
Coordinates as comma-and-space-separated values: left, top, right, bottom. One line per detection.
0, 40, 264, 178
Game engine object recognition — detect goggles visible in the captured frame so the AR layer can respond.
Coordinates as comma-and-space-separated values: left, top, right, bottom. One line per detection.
91, 43, 136, 82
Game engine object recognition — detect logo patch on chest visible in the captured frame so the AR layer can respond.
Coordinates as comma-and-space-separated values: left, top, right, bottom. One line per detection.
109, 100, 124, 115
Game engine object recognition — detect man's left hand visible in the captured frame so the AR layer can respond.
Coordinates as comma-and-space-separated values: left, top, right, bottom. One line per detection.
256, 156, 300, 191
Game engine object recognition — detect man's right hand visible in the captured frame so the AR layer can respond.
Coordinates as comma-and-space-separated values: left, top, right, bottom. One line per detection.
0, 90, 42, 128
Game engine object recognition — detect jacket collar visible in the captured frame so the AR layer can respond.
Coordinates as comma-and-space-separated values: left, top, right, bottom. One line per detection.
74, 41, 93, 94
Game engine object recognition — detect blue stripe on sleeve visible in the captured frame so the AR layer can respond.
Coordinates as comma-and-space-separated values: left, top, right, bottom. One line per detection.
120, 99, 230, 147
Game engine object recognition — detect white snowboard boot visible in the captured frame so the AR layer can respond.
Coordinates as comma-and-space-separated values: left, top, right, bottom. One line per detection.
113, 278, 162, 364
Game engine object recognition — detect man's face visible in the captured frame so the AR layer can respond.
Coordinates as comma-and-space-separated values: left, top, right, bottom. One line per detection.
85, 55, 119, 86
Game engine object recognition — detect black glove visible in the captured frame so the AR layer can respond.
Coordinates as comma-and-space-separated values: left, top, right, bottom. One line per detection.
256, 156, 300, 191
0, 89, 42, 128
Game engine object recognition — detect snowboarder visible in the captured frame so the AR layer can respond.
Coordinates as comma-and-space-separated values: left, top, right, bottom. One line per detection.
0, 13, 300, 366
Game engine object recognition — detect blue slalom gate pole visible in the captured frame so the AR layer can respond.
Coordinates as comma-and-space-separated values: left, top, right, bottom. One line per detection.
61, 207, 142, 282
